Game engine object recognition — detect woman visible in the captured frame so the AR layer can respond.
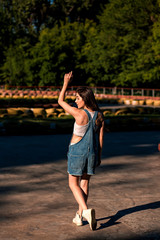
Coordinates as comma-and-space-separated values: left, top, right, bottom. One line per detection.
58, 71, 104, 231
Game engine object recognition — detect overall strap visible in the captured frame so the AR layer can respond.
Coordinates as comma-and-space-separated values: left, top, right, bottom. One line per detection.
93, 111, 98, 122
83, 109, 91, 121
83, 109, 98, 130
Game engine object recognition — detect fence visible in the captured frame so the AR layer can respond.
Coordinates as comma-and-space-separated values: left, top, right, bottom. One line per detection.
0, 85, 160, 99
90, 87, 160, 100
67, 86, 160, 100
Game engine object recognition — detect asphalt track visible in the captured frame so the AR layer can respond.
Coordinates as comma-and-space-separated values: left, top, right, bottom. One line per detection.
0, 131, 160, 240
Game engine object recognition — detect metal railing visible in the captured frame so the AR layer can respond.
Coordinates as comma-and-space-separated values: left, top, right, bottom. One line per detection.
68, 86, 160, 99
0, 85, 160, 99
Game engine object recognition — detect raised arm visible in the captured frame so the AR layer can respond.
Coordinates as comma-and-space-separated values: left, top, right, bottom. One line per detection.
58, 71, 80, 118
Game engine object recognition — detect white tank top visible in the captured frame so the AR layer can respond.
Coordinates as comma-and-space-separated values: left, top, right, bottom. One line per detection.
73, 111, 95, 137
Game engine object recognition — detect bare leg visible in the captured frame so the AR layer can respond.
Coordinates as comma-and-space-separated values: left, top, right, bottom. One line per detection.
79, 173, 91, 216
68, 174, 88, 214
69, 174, 96, 230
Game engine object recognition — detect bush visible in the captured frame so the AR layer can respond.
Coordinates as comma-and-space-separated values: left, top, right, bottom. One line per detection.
0, 97, 58, 107
31, 108, 46, 118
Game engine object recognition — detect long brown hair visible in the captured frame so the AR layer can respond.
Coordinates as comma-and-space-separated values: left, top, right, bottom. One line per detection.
76, 87, 104, 128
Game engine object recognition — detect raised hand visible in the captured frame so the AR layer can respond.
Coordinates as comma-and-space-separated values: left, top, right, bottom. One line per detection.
64, 71, 73, 85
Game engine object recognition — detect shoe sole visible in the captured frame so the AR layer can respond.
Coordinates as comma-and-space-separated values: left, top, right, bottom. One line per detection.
72, 219, 83, 227
73, 222, 83, 226
90, 209, 97, 231
72, 221, 83, 227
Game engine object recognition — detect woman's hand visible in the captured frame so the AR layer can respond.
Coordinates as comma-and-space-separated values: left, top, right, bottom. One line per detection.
96, 159, 101, 167
64, 71, 73, 85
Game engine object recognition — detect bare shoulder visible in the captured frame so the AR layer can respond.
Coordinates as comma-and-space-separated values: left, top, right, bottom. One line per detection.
75, 109, 89, 125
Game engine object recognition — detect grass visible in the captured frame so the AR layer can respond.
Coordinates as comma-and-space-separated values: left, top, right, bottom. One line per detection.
0, 117, 74, 135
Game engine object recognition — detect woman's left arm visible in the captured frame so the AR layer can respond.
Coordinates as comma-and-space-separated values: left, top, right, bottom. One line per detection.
97, 120, 104, 166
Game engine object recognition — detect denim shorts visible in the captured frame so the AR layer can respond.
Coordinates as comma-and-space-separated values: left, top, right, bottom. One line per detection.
67, 143, 96, 176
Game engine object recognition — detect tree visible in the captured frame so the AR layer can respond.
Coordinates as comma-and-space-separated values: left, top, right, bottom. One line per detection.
93, 0, 159, 87
1, 20, 94, 86
1, 0, 160, 88
28, 21, 94, 86
0, 39, 31, 85
50, 0, 107, 24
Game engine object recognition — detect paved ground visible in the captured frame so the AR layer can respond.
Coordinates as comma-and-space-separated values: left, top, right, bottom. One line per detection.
0, 131, 160, 240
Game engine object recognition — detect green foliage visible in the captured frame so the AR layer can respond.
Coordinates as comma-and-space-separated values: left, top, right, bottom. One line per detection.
0, 39, 31, 85
1, 0, 160, 88
0, 97, 58, 107
50, 0, 107, 24
96, 0, 160, 87
27, 21, 93, 86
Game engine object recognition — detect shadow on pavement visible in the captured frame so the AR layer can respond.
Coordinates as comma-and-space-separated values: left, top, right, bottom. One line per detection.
71, 201, 160, 239
0, 131, 159, 169
102, 131, 160, 158
97, 201, 160, 230
0, 132, 160, 240
71, 231, 160, 240
0, 134, 71, 168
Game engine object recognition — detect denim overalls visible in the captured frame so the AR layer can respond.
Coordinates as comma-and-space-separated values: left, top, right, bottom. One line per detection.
67, 109, 99, 176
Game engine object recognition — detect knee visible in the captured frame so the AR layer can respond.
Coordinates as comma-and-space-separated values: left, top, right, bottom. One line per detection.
80, 180, 88, 190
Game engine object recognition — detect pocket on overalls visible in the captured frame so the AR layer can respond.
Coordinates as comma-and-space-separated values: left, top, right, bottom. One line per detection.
68, 153, 86, 170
